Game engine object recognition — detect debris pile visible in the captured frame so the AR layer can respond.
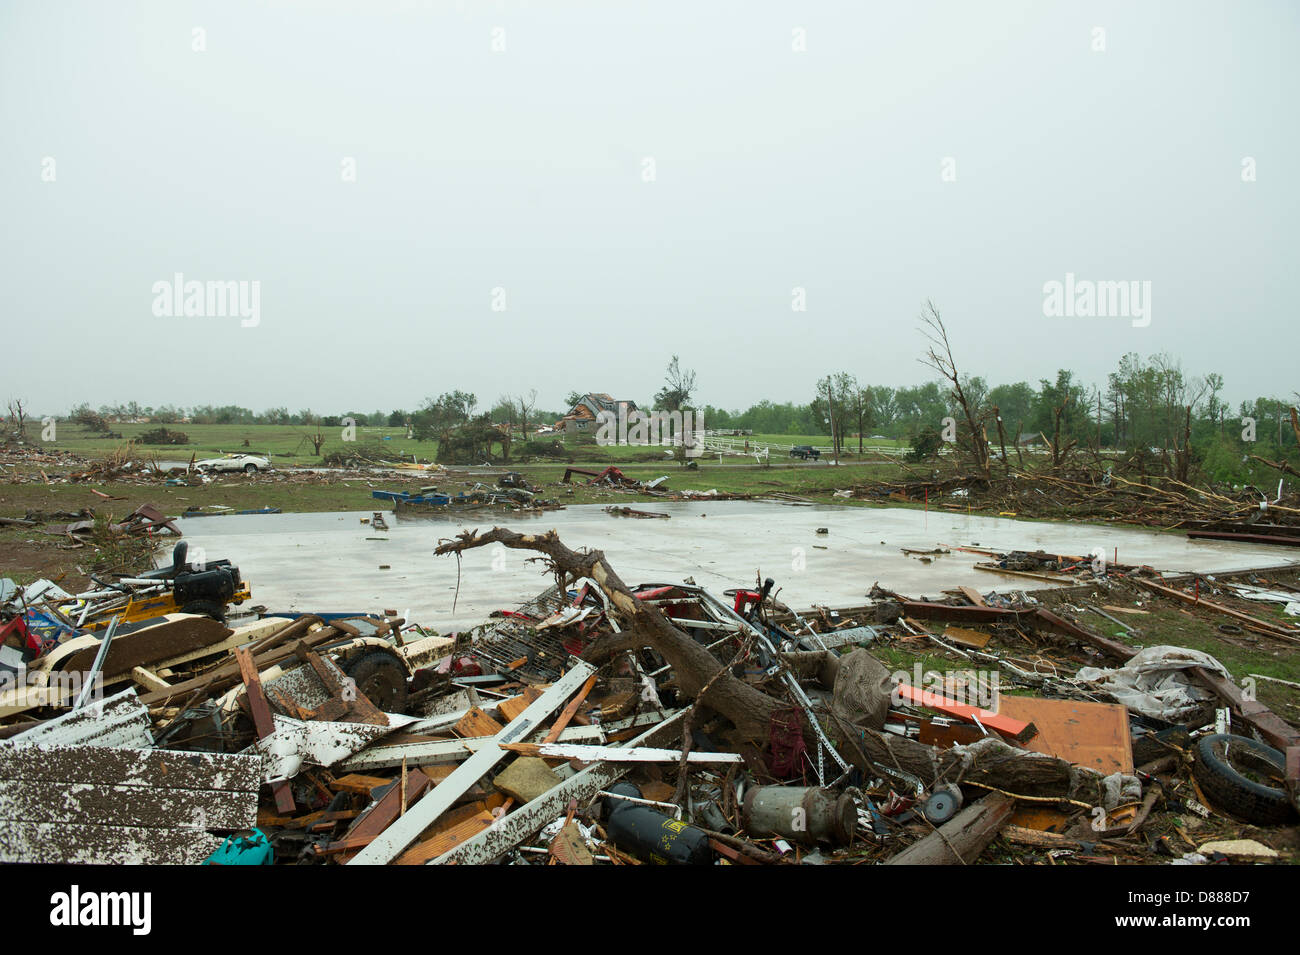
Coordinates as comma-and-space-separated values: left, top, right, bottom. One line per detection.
0, 527, 1295, 865
851, 469, 1300, 537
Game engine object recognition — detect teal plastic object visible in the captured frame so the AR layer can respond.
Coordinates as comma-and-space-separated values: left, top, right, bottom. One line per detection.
203, 828, 273, 866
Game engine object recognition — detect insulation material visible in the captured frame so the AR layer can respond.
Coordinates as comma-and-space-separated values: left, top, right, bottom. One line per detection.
1074, 645, 1231, 721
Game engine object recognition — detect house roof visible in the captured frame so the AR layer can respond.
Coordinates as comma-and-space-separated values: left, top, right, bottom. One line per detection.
554, 393, 637, 427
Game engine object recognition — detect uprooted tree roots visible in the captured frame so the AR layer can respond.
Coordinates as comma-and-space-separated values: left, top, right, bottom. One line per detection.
434, 526, 789, 739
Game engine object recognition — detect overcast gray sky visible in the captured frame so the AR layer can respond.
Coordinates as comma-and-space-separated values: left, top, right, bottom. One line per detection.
2, 0, 1296, 416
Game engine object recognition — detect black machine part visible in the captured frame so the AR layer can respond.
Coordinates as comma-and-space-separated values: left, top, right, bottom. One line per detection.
602, 782, 713, 865
173, 564, 241, 604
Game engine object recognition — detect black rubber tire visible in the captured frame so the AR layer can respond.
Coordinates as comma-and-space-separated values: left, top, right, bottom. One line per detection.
343, 651, 409, 712
1192, 733, 1297, 825
243, 464, 258, 473
180, 600, 226, 623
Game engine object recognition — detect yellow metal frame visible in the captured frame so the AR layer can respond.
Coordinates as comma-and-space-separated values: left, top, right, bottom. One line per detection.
80, 583, 252, 631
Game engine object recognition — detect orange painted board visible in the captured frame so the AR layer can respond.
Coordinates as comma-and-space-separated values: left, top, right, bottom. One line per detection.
893, 684, 1035, 742
997, 696, 1133, 774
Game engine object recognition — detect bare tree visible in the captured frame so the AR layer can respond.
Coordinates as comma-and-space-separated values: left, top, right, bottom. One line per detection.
1040, 393, 1077, 469
5, 398, 30, 443
297, 413, 327, 455
516, 388, 537, 440
917, 301, 990, 480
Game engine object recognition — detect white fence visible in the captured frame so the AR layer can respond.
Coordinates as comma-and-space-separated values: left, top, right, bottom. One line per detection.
691, 432, 919, 459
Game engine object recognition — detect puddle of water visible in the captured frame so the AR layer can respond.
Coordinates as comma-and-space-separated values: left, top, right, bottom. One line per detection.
178, 501, 1297, 632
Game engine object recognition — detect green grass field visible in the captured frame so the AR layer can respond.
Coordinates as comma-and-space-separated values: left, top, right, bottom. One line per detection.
41, 422, 434, 466
33, 423, 906, 468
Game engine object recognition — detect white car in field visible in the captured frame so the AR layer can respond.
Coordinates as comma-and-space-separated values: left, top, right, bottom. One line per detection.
195, 453, 272, 474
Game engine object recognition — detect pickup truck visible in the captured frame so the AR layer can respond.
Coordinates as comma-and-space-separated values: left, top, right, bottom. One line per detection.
789, 445, 821, 460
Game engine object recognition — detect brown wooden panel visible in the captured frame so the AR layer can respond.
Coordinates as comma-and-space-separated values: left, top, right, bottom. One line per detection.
997, 696, 1133, 774
454, 706, 504, 738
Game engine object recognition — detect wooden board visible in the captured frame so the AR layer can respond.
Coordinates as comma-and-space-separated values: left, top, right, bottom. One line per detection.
394, 810, 495, 865
348, 662, 595, 865
333, 772, 433, 863
942, 626, 992, 649
330, 773, 393, 795
454, 706, 504, 738
997, 696, 1133, 775
496, 695, 531, 723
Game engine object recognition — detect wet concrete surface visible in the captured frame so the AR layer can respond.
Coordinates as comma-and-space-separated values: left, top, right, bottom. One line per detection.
179, 501, 1297, 633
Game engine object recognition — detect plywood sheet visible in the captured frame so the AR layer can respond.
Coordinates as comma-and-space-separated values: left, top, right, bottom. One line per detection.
997, 696, 1133, 774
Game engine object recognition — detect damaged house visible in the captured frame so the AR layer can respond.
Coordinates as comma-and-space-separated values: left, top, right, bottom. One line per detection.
554, 394, 637, 434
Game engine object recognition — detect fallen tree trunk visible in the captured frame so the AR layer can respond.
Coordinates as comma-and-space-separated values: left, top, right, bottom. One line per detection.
433, 527, 787, 739
886, 793, 1015, 864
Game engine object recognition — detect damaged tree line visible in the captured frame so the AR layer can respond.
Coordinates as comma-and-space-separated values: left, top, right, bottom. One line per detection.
841, 303, 1300, 535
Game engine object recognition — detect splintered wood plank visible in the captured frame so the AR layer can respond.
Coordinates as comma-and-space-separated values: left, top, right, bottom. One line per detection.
544, 673, 598, 744
394, 811, 495, 866
496, 695, 531, 723
348, 662, 596, 865
454, 706, 504, 738
496, 687, 549, 722
550, 821, 592, 865
997, 696, 1133, 774
334, 772, 434, 863
235, 646, 295, 813
330, 773, 394, 795
941, 626, 992, 649
420, 764, 457, 784
258, 808, 359, 829
957, 586, 988, 607
1003, 825, 1080, 848
130, 666, 171, 693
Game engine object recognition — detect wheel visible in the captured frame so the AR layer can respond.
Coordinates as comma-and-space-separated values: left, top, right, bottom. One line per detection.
343, 651, 409, 712
180, 600, 226, 623
1192, 733, 1297, 825
243, 463, 258, 473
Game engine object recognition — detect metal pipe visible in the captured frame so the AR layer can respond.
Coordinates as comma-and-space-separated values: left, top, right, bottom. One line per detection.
72, 615, 119, 711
